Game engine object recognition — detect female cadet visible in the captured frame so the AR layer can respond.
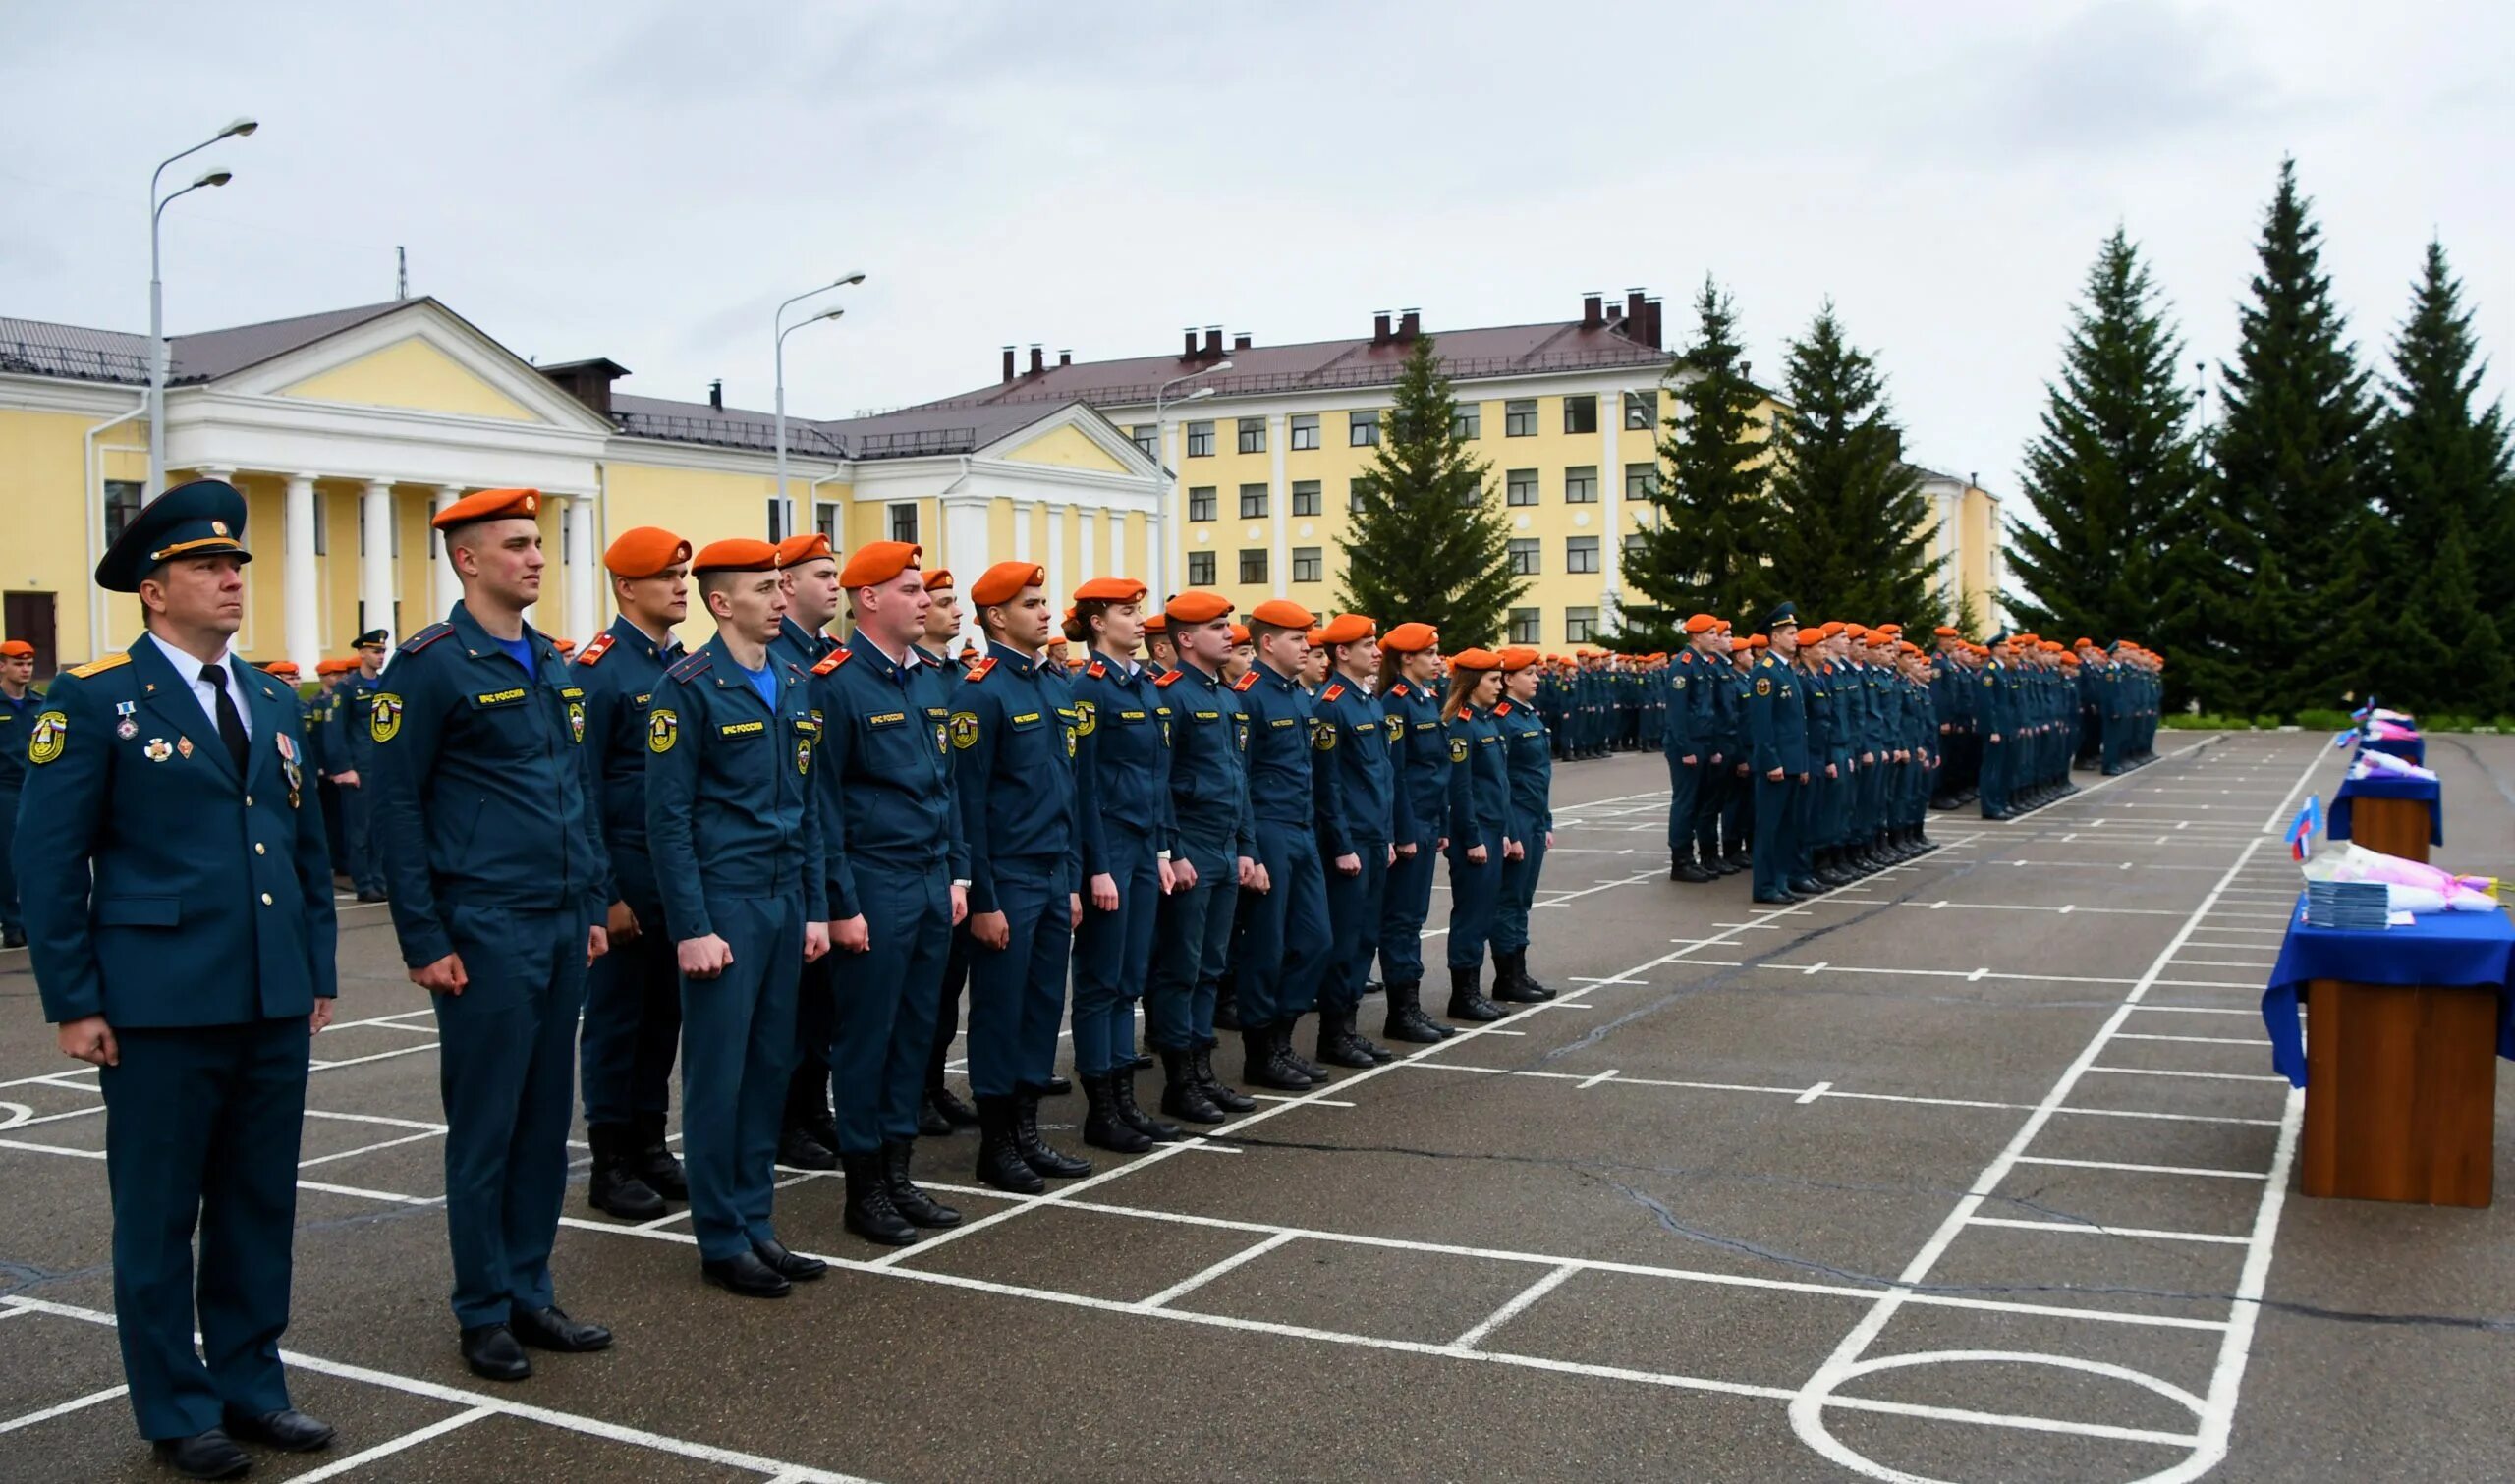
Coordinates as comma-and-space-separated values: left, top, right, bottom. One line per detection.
1065, 577, 1186, 1153
1373, 623, 1457, 1040
1209, 621, 1256, 1032
1489, 647, 1556, 1005
1441, 649, 1512, 1020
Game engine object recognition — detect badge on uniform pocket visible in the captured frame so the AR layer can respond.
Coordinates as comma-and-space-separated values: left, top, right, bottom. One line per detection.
1448, 736, 1468, 763
950, 712, 978, 749
796, 738, 812, 777
567, 699, 587, 744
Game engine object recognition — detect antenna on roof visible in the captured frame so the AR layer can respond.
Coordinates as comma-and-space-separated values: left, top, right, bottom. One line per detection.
396, 246, 408, 301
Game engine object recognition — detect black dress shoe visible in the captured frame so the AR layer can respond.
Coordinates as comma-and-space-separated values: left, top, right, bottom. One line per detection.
151, 1430, 250, 1479
1788, 876, 1827, 897
223, 1407, 334, 1452
354, 890, 389, 904
752, 1237, 828, 1281
1, 926, 27, 949
460, 1323, 531, 1381
701, 1250, 792, 1298
1752, 891, 1797, 906
509, 1304, 611, 1352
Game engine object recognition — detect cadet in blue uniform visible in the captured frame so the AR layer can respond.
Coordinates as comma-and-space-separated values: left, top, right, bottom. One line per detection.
809, 541, 970, 1243
1442, 649, 1515, 1014
646, 538, 832, 1295
1372, 623, 1461, 1038
373, 487, 614, 1378
914, 568, 981, 1135
327, 630, 390, 902
763, 532, 844, 1171
1745, 605, 1812, 905
953, 562, 1090, 1192
0, 637, 37, 947
1145, 591, 1258, 1125
574, 527, 693, 1223
1662, 617, 1719, 883
1489, 647, 1557, 1003
1977, 635, 2018, 819
18, 480, 338, 1477
1231, 598, 1336, 1090
1064, 576, 1187, 1150
1309, 614, 1407, 1068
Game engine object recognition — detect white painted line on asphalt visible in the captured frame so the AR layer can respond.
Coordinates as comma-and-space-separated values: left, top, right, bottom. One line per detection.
1797, 1080, 1832, 1105
1451, 1262, 1581, 1350
2013, 1155, 2265, 1182
0, 1383, 129, 1436
2087, 1066, 2290, 1084
1134, 1232, 1298, 1312
297, 1129, 444, 1170
1577, 1069, 1620, 1089
286, 1406, 496, 1482
2113, 1033, 2273, 1048
1966, 1216, 2252, 1246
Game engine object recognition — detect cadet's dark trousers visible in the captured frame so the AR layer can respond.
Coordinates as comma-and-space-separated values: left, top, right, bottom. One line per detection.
1493, 816, 1548, 953
579, 876, 679, 1127
967, 856, 1073, 1100
1073, 824, 1160, 1076
1149, 829, 1237, 1051
0, 783, 19, 931
1241, 818, 1330, 1024
681, 889, 804, 1263
1318, 842, 1389, 1017
1979, 739, 2010, 816
834, 866, 952, 1154
1792, 775, 1825, 874
1752, 776, 1798, 898
1664, 755, 1702, 861
1377, 826, 1439, 985
1694, 766, 1732, 859
340, 780, 386, 894
926, 923, 972, 1089
319, 778, 346, 870
432, 903, 587, 1327
783, 953, 836, 1133
101, 1017, 307, 1440
1445, 826, 1505, 970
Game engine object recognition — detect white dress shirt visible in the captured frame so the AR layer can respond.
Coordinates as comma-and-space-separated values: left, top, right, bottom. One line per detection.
145, 632, 253, 743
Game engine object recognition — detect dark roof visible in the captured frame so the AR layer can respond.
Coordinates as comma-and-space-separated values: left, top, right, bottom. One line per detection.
920, 319, 1674, 413
0, 301, 413, 386
609, 390, 1077, 462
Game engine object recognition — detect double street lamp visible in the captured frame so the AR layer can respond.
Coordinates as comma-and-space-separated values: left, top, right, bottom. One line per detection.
1150, 360, 1231, 595
149, 115, 256, 498
774, 273, 867, 515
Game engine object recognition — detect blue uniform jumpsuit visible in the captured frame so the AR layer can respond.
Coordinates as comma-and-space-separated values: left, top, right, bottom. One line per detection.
1744, 653, 1810, 901
18, 642, 335, 1441
1492, 696, 1553, 956
1146, 662, 1252, 1053
1444, 703, 1509, 969
1070, 655, 1175, 1078
1312, 676, 1407, 1024
372, 607, 606, 1330
1377, 675, 1448, 989
644, 635, 826, 1264
1233, 663, 1332, 1031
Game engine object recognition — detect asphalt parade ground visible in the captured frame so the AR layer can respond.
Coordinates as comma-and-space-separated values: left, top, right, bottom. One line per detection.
6, 731, 2515, 1482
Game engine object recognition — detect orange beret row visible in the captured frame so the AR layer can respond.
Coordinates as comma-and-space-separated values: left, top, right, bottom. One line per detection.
430, 486, 540, 530
692, 537, 780, 574
839, 540, 920, 588
1497, 646, 1539, 672
970, 561, 1045, 606
1382, 622, 1438, 653
0, 639, 33, 658
1309, 613, 1375, 647
776, 532, 834, 570
1248, 598, 1315, 631
604, 525, 693, 579
1228, 624, 1250, 644
1450, 647, 1502, 672
1164, 590, 1232, 624
1072, 576, 1147, 605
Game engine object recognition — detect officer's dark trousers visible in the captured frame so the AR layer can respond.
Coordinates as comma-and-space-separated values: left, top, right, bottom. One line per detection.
925, 924, 972, 1089
834, 866, 952, 1154
967, 856, 1073, 1099
1494, 817, 1548, 953
102, 1018, 307, 1440
1792, 775, 1826, 874
579, 878, 679, 1127
1377, 828, 1439, 985
680, 890, 804, 1263
1694, 768, 1730, 859
1665, 756, 1701, 861
432, 904, 587, 1327
1979, 740, 2010, 817
1752, 776, 1798, 898
1241, 818, 1330, 1024
0, 783, 20, 930
1445, 827, 1504, 970
1073, 825, 1160, 1076
1318, 844, 1389, 1017
341, 781, 385, 893
1149, 830, 1237, 1050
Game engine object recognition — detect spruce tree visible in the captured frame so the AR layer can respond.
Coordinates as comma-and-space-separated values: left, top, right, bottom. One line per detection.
1765, 302, 1942, 629
1623, 276, 1779, 645
2376, 240, 2514, 714
1335, 334, 1525, 648
2199, 158, 2382, 715
2007, 229, 2205, 656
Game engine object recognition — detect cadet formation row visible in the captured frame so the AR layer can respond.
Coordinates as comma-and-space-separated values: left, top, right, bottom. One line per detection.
12, 480, 1596, 1478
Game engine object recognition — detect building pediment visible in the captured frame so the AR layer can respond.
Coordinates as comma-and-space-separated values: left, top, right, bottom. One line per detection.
214, 301, 614, 435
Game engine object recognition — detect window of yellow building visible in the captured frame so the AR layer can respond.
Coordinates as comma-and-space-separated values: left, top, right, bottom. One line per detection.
1290, 413, 1319, 451
1188, 551, 1216, 585
1188, 486, 1216, 522
1509, 607, 1540, 644
1504, 399, 1537, 437
1624, 463, 1657, 500
1292, 547, 1322, 583
1239, 483, 1267, 519
105, 479, 144, 543
1453, 403, 1481, 440
1567, 535, 1600, 574
1186, 421, 1214, 458
1507, 538, 1540, 576
1130, 424, 1156, 458
1239, 549, 1267, 584
1565, 466, 1598, 504
1237, 417, 1266, 455
1506, 468, 1538, 506
1291, 480, 1321, 517
1346, 478, 1366, 514
1564, 395, 1599, 435
1623, 390, 1656, 430
1566, 607, 1599, 642
1349, 410, 1380, 447
888, 503, 918, 543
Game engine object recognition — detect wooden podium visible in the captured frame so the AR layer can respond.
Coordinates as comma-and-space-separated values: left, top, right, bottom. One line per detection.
2300, 977, 2497, 1206
2345, 796, 2432, 863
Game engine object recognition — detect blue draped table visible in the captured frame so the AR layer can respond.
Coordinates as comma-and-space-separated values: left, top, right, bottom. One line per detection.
2263, 893, 2515, 1087
2360, 734, 2426, 766
2329, 771, 2444, 846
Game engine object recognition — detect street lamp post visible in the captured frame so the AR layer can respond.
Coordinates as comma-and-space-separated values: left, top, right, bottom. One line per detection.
148, 116, 255, 499
1149, 360, 1230, 597
772, 272, 866, 525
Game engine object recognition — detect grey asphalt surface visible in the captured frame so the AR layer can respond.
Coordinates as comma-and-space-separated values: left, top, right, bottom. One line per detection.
5, 729, 2514, 1482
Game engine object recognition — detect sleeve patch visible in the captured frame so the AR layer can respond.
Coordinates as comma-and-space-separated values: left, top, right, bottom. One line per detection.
950, 711, 980, 748
647, 708, 678, 753
369, 693, 405, 742
28, 710, 68, 764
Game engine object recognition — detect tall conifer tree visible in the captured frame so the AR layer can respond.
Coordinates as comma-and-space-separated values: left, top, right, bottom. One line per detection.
1623, 276, 1778, 644
1765, 302, 1941, 628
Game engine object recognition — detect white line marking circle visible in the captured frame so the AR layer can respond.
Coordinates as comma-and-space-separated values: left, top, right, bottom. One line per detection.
0, 1102, 28, 1131
1791, 1348, 2205, 1484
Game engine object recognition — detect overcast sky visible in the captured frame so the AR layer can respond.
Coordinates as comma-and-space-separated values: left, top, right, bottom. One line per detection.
4, 1, 2507, 495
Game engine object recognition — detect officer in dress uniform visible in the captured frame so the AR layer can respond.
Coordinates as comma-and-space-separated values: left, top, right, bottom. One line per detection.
574, 527, 693, 1223
1441, 649, 1515, 1013
913, 568, 981, 1136
1308, 614, 1407, 1068
810, 542, 972, 1243
1490, 646, 1557, 1003
17, 480, 339, 1478
0, 637, 37, 948
1373, 623, 1463, 1038
372, 487, 614, 1379
766, 532, 844, 1172
1231, 598, 1336, 1090
952, 562, 1091, 1192
328, 630, 390, 902
1793, 623, 1840, 896
646, 539, 832, 1295
1745, 604, 1812, 905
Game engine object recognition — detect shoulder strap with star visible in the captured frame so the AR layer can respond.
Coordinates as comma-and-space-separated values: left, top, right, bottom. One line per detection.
811, 648, 851, 677
576, 632, 616, 667
398, 622, 455, 656
964, 656, 997, 683
67, 652, 130, 679
1153, 670, 1183, 688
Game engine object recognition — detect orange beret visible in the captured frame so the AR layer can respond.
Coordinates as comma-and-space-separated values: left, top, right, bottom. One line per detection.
1073, 576, 1147, 605
431, 487, 540, 530
1497, 646, 1539, 672
1684, 614, 1718, 634
922, 568, 954, 592
0, 639, 32, 658
1142, 613, 1168, 634
1900, 641, 1923, 655
1745, 634, 1769, 650
1227, 624, 1250, 645
2059, 651, 2080, 665
603, 526, 692, 579
1311, 614, 1375, 647
1716, 620, 1734, 633
1164, 590, 1233, 624
261, 660, 300, 678
840, 540, 921, 588
2073, 636, 2094, 648
692, 538, 779, 574
1382, 622, 1438, 653
970, 561, 1045, 606
1933, 625, 1959, 637
775, 532, 834, 570
1249, 598, 1316, 631
1876, 624, 1901, 636
1450, 647, 1502, 672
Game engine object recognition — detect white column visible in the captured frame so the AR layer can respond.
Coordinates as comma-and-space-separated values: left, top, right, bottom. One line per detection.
1042, 499, 1068, 603
941, 494, 990, 653
359, 478, 396, 647
284, 473, 320, 675
1108, 509, 1127, 584
430, 485, 461, 620
1161, 422, 1183, 601
1011, 500, 1034, 561
564, 494, 597, 642
1146, 511, 1166, 600
1599, 389, 1623, 620
1077, 509, 1099, 585
1267, 413, 1289, 600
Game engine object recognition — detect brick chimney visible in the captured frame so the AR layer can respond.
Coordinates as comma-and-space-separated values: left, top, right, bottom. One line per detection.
707, 378, 723, 411
1184, 328, 1200, 358
1002, 345, 1016, 382
1626, 288, 1647, 327
1372, 310, 1392, 344
1643, 297, 1663, 349
1232, 332, 1252, 352
1398, 308, 1421, 340
1058, 349, 1072, 367
1203, 326, 1223, 358
1028, 344, 1044, 375
535, 357, 630, 420
1582, 292, 1603, 328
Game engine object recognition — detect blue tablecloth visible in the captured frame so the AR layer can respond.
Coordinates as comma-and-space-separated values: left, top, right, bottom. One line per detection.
2361, 735, 2427, 766
2329, 771, 2445, 846
2262, 892, 2515, 1086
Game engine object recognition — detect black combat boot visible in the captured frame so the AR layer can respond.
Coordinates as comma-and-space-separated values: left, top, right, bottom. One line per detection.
973, 1095, 1045, 1194
884, 1140, 961, 1228
1381, 980, 1450, 1043
587, 1125, 665, 1221
1242, 1027, 1311, 1091
631, 1112, 687, 1200
927, 1082, 978, 1129
1491, 950, 1551, 1004
1213, 975, 1242, 1031
1160, 1048, 1226, 1124
1274, 1018, 1329, 1084
840, 1150, 920, 1246
1195, 1040, 1258, 1110
1315, 1007, 1378, 1070
1447, 963, 1506, 1020
1111, 1067, 1185, 1142
1083, 1072, 1154, 1154
1014, 1085, 1093, 1178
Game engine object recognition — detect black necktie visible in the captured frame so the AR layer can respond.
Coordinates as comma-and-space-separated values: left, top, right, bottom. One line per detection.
201, 662, 250, 775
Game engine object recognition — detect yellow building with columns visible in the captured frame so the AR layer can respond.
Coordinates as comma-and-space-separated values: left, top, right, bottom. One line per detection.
0, 298, 1160, 675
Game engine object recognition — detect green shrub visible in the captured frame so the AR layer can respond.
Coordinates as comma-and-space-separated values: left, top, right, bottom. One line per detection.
2166, 714, 2252, 730
2295, 708, 2354, 732
2426, 714, 2477, 733
2252, 713, 2284, 731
